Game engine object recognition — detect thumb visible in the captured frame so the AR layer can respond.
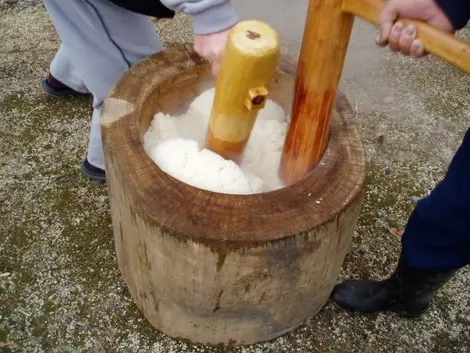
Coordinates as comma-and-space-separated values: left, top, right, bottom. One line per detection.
212, 61, 220, 76
378, 1, 399, 45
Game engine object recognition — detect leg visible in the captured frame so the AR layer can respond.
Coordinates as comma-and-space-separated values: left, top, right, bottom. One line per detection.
42, 0, 163, 175
43, 44, 90, 96
83, 108, 108, 181
403, 129, 470, 269
331, 129, 470, 317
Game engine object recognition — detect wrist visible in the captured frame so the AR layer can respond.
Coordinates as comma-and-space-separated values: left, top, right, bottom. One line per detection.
433, 0, 470, 30
190, 1, 239, 35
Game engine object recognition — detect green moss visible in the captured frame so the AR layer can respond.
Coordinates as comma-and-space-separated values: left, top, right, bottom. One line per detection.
1, 92, 89, 124
0, 90, 100, 351
0, 93, 37, 112
6, 226, 36, 252
0, 92, 91, 181
0, 328, 8, 342
59, 346, 83, 353
357, 155, 444, 230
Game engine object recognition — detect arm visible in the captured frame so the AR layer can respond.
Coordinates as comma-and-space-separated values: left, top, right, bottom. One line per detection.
434, 0, 470, 29
159, 0, 239, 34
160, 0, 239, 74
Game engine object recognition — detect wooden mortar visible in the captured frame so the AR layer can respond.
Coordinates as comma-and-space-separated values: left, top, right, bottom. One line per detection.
100, 46, 367, 346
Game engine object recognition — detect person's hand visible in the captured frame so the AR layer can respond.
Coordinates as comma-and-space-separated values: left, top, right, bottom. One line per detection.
377, 0, 454, 57
194, 29, 232, 76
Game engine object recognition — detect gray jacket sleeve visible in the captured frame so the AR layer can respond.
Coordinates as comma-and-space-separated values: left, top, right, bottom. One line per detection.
159, 0, 239, 35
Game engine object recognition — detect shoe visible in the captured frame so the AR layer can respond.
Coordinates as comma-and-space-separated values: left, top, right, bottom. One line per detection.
42, 73, 90, 97
331, 251, 457, 318
81, 159, 106, 182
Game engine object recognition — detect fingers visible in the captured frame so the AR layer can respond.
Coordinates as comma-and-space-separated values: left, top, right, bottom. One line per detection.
207, 50, 222, 75
194, 31, 230, 76
194, 40, 218, 73
387, 23, 426, 56
388, 22, 404, 51
377, 1, 398, 46
397, 23, 415, 51
399, 25, 425, 57
212, 61, 221, 76
377, 0, 427, 57
410, 39, 425, 57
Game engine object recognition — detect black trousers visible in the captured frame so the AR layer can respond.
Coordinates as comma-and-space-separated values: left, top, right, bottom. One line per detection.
402, 129, 470, 270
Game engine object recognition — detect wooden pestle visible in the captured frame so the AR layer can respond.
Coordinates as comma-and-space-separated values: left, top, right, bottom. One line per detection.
205, 21, 281, 165
279, 0, 355, 186
280, 0, 470, 186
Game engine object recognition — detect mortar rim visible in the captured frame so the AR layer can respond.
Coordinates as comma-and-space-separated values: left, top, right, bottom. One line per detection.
101, 45, 367, 245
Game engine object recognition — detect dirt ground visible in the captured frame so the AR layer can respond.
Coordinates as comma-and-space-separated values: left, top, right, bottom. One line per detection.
1, 1, 469, 353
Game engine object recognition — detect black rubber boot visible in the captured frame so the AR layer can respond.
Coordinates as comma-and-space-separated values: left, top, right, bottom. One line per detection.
331, 252, 457, 318
81, 159, 106, 182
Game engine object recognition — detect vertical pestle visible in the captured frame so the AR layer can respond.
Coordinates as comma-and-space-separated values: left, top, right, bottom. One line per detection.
205, 20, 281, 165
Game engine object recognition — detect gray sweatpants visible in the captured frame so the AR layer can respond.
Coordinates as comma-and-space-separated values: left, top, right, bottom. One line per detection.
43, 0, 163, 169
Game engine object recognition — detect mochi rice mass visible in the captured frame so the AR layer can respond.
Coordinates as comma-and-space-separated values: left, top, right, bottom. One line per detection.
143, 88, 289, 194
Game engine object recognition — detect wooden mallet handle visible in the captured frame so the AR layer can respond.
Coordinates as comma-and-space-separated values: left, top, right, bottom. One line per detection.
342, 0, 470, 73
205, 21, 280, 165
280, 0, 470, 186
279, 0, 355, 186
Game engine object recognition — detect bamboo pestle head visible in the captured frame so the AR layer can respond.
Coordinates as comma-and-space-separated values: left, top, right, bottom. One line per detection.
205, 20, 281, 165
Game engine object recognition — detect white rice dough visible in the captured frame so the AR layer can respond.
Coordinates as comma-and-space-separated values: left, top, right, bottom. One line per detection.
143, 88, 288, 194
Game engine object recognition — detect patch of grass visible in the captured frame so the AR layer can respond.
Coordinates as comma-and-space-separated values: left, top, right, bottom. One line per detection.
0, 328, 8, 342
358, 155, 444, 230
0, 91, 91, 170
0, 88, 99, 351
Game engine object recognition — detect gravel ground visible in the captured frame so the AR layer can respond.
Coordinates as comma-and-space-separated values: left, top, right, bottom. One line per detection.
1, 2, 469, 353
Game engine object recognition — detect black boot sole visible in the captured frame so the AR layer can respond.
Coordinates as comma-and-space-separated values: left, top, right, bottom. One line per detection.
42, 79, 91, 97
331, 298, 426, 319
80, 160, 106, 183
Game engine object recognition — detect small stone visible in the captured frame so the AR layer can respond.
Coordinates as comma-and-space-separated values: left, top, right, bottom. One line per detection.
378, 135, 386, 145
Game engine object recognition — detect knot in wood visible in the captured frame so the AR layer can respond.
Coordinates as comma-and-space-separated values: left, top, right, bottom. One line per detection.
246, 30, 261, 40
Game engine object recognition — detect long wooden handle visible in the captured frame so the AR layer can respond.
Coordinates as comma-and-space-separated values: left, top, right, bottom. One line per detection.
205, 20, 280, 164
342, 0, 470, 73
279, 0, 355, 186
